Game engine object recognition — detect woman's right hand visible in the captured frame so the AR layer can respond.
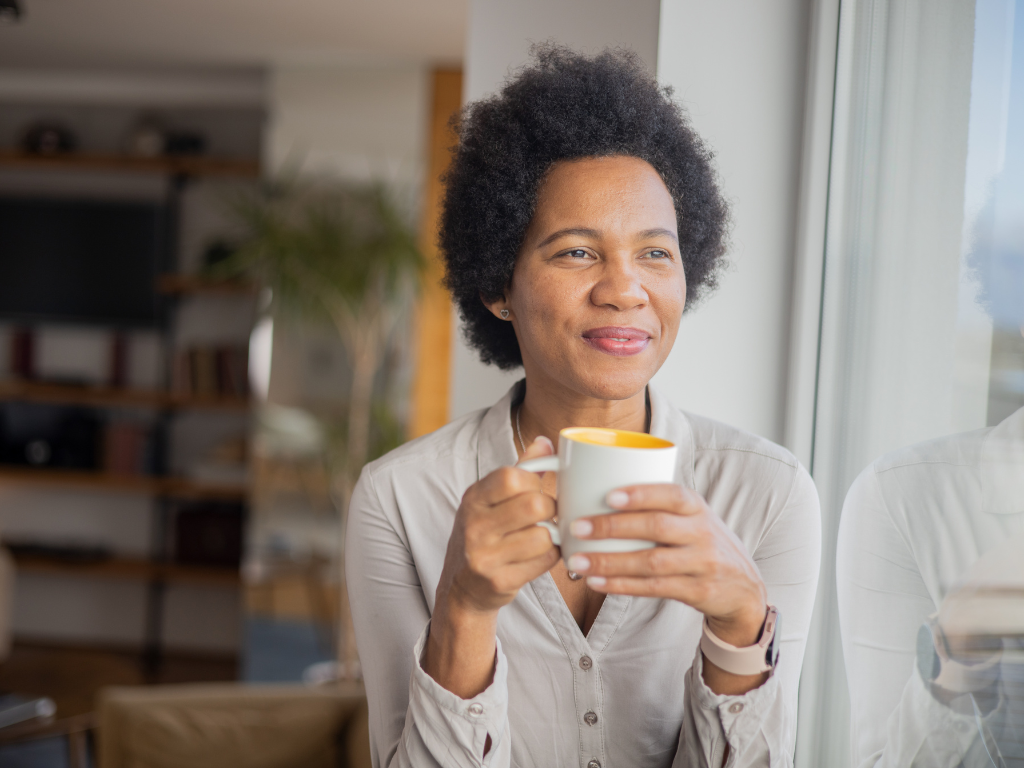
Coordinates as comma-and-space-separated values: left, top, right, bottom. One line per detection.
425, 435, 559, 698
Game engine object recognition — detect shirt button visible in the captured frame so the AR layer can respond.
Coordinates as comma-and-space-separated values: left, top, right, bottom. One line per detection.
584, 711, 598, 726
588, 761, 601, 768
468, 703, 484, 716
579, 655, 593, 670
728, 702, 744, 714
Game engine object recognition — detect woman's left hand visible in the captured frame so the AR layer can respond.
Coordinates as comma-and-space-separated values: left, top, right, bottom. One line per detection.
566, 483, 768, 648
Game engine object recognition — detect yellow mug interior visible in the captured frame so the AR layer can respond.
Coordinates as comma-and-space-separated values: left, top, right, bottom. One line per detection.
561, 427, 674, 450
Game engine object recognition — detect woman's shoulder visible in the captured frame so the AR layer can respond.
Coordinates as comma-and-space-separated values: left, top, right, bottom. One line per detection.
361, 408, 486, 481
681, 410, 803, 473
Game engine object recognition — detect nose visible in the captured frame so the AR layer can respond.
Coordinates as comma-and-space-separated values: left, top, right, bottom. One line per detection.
589, 255, 649, 311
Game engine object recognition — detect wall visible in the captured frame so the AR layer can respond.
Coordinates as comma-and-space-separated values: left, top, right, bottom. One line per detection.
653, 0, 812, 443
262, 63, 429, 408
450, 0, 662, 419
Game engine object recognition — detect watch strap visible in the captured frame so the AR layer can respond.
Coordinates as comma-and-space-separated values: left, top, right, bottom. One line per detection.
700, 606, 779, 676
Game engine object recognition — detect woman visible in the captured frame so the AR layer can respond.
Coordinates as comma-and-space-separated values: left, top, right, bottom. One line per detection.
346, 47, 821, 768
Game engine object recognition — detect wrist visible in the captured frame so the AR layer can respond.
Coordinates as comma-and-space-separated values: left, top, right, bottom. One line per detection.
706, 599, 769, 648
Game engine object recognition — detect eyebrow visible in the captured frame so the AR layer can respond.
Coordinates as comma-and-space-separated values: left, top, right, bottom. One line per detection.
535, 226, 679, 249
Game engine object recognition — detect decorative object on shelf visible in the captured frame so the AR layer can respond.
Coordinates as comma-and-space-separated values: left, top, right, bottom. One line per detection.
202, 239, 239, 270
21, 121, 77, 156
220, 181, 422, 507
0, 403, 101, 470
164, 130, 207, 157
0, 0, 23, 23
126, 115, 165, 158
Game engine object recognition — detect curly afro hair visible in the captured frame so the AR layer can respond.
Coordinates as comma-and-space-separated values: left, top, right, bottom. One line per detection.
440, 44, 729, 370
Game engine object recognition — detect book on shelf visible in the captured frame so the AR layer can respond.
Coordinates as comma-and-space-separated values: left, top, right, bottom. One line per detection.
102, 420, 152, 476
171, 345, 250, 399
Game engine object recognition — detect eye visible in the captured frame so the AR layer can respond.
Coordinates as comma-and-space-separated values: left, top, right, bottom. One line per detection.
645, 249, 672, 260
566, 248, 590, 259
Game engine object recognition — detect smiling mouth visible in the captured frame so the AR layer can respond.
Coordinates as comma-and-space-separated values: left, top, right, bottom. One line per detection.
581, 326, 652, 357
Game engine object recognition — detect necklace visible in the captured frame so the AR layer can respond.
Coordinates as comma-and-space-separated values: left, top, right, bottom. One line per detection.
518, 403, 582, 581
515, 402, 527, 454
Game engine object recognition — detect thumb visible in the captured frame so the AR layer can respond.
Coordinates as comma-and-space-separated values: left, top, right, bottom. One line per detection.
522, 434, 555, 460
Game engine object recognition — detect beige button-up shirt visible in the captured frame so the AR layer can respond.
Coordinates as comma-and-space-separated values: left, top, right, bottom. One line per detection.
346, 382, 821, 768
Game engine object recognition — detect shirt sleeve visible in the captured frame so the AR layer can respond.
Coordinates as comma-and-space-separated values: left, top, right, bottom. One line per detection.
675, 462, 822, 767
345, 467, 512, 768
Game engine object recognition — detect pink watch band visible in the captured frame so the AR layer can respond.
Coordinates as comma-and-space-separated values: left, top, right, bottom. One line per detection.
700, 605, 779, 676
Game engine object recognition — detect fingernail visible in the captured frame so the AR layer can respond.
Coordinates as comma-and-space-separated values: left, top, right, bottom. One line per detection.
570, 519, 593, 538
534, 435, 554, 450
606, 490, 629, 508
567, 554, 590, 573
586, 576, 606, 588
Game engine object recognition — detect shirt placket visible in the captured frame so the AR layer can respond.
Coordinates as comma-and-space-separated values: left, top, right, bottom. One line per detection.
529, 574, 631, 768
572, 637, 606, 768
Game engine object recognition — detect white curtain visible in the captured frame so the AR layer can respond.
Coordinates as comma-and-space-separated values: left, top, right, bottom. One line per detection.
796, 1, 979, 765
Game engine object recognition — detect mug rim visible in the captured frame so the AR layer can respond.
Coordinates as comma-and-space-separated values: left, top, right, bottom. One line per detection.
560, 426, 675, 450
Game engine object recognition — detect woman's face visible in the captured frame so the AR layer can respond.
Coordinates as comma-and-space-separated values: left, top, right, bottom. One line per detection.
491, 155, 686, 402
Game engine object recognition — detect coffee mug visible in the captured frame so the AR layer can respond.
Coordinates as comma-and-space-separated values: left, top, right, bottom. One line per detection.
517, 427, 677, 561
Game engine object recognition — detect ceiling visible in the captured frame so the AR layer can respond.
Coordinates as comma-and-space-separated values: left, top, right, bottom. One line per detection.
0, 0, 467, 71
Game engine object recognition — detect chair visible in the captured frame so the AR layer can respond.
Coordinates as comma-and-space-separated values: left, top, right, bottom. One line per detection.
96, 681, 370, 768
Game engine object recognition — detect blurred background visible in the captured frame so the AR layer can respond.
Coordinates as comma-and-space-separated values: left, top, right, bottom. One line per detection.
0, 0, 1020, 766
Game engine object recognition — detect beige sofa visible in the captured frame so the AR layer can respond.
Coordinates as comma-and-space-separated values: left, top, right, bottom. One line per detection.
97, 681, 370, 768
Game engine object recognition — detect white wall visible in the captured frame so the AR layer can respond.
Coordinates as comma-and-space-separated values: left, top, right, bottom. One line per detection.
653, 0, 812, 443
452, 0, 814, 447
265, 64, 428, 189
450, 0, 662, 419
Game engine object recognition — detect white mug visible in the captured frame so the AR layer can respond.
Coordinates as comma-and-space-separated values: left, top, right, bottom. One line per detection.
517, 427, 677, 562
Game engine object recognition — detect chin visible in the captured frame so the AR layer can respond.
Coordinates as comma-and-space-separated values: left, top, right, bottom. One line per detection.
566, 361, 654, 402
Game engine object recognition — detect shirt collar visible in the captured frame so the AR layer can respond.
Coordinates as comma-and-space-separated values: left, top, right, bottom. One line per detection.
476, 378, 695, 490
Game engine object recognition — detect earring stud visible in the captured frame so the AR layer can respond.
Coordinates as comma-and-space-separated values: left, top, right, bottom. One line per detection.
500, 309, 510, 319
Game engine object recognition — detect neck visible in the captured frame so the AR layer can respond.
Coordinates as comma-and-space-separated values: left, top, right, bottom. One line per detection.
515, 375, 649, 454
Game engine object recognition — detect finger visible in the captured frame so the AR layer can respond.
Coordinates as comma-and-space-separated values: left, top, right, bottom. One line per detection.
498, 548, 561, 591
567, 546, 706, 578
499, 524, 558, 564
473, 465, 543, 506
484, 490, 555, 535
521, 434, 555, 461
584, 574, 696, 600
571, 510, 702, 545
604, 484, 705, 516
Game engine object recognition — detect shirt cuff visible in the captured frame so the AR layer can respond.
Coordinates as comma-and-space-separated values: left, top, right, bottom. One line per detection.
407, 621, 509, 765
686, 644, 788, 764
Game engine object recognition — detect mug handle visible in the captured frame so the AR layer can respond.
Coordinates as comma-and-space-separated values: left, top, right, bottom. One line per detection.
516, 455, 561, 546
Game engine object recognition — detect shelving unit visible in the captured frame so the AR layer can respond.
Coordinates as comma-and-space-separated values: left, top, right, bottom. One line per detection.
0, 147, 259, 675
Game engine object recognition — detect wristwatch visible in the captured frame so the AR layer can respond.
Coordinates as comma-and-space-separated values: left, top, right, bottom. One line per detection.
700, 606, 780, 675
916, 614, 1000, 696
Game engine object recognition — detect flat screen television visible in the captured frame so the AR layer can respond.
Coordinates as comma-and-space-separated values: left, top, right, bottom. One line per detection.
0, 196, 168, 327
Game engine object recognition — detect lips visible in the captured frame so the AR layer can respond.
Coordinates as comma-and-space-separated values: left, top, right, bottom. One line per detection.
581, 326, 652, 356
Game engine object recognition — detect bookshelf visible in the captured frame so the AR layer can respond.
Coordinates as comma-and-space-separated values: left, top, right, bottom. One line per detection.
0, 144, 259, 674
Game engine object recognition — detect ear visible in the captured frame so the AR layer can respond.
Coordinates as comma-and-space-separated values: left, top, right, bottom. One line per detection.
480, 291, 512, 320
